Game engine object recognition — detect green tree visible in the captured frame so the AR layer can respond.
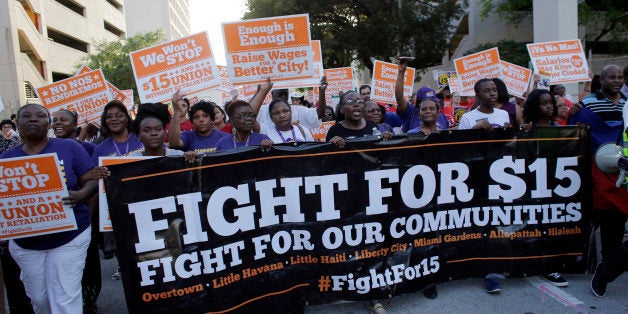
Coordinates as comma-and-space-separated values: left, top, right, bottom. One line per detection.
77, 30, 165, 103
244, 0, 467, 72
479, 0, 628, 54
464, 40, 530, 67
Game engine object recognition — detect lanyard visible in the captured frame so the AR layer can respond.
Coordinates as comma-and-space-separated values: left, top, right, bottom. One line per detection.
113, 139, 130, 156
233, 134, 250, 148
275, 126, 298, 143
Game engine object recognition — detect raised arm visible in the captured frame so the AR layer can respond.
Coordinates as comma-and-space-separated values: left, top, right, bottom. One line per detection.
168, 90, 185, 149
249, 77, 273, 115
395, 58, 409, 112
317, 76, 328, 119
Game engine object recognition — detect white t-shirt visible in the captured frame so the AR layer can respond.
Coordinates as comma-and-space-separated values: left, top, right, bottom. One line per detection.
258, 104, 321, 129
260, 123, 314, 143
623, 100, 628, 134
458, 108, 510, 130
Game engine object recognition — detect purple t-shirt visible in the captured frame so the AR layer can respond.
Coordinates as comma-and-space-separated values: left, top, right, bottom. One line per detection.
91, 133, 144, 164
215, 133, 271, 151
77, 140, 96, 156
180, 130, 228, 153
396, 102, 450, 132
1, 138, 94, 250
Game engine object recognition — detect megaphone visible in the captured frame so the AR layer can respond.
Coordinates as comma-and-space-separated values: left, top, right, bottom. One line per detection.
594, 142, 628, 187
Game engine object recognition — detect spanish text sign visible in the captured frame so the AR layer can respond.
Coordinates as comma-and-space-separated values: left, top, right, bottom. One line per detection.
36, 69, 110, 125
499, 61, 532, 98
370, 60, 415, 105
130, 32, 220, 103
0, 154, 77, 240
453, 48, 501, 91
223, 14, 314, 87
527, 39, 588, 84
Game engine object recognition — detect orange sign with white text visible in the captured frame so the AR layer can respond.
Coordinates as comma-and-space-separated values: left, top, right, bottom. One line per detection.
130, 32, 220, 103
370, 60, 415, 105
317, 67, 354, 106
0, 154, 77, 240
223, 14, 314, 87
453, 48, 501, 92
499, 61, 532, 98
527, 39, 588, 84
36, 69, 110, 125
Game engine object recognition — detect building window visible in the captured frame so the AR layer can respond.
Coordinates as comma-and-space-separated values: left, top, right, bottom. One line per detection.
24, 82, 38, 99
54, 0, 85, 16
47, 28, 88, 53
104, 21, 125, 37
105, 0, 123, 11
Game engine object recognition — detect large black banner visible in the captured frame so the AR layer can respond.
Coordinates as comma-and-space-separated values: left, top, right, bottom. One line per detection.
105, 127, 592, 313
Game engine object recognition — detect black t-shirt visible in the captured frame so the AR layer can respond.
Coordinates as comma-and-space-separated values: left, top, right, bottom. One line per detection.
326, 120, 378, 141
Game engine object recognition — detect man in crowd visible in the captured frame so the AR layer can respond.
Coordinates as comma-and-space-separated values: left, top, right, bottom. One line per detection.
359, 84, 371, 101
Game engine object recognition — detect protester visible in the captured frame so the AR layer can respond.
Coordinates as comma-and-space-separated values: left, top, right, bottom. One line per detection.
591, 240, 627, 297
0, 119, 19, 153
395, 58, 449, 132
554, 95, 570, 125
92, 100, 144, 163
1, 104, 98, 313
407, 98, 444, 135
215, 100, 273, 151
622, 65, 628, 97
492, 78, 524, 127
131, 103, 184, 157
550, 84, 575, 104
326, 90, 392, 148
52, 109, 104, 312
523, 89, 559, 127
322, 106, 336, 122
458, 79, 511, 131
364, 100, 393, 133
168, 91, 228, 153
260, 98, 315, 143
212, 103, 233, 133
359, 84, 371, 100
569, 64, 627, 267
164, 97, 193, 142
290, 90, 305, 106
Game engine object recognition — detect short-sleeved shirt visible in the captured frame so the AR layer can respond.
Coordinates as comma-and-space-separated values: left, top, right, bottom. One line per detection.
180, 130, 228, 153
77, 140, 96, 156
260, 123, 314, 143
396, 102, 450, 132
258, 104, 321, 130
1, 138, 94, 250
325, 120, 378, 141
457, 108, 510, 130
215, 133, 271, 151
91, 133, 144, 164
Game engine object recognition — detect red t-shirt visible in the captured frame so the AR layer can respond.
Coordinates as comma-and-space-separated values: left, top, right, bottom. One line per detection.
164, 119, 194, 142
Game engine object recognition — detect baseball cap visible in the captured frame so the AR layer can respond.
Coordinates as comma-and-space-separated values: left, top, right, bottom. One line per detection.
416, 86, 440, 103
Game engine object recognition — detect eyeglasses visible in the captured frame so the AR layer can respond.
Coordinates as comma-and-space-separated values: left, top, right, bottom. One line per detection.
344, 99, 365, 105
105, 112, 127, 120
233, 113, 256, 120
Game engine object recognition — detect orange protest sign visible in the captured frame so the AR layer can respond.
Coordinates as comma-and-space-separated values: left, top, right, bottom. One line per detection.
309, 121, 335, 142
223, 14, 315, 88
122, 90, 134, 111
453, 48, 501, 92
0, 154, 77, 240
99, 156, 152, 231
499, 61, 532, 98
526, 39, 588, 84
130, 32, 220, 103
370, 60, 415, 105
36, 69, 110, 125
315, 67, 354, 106
77, 65, 127, 110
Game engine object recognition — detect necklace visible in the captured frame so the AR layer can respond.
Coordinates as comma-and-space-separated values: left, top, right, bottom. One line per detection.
233, 133, 250, 148
275, 126, 298, 143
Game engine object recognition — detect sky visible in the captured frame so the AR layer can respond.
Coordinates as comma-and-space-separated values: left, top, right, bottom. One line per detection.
189, 0, 248, 66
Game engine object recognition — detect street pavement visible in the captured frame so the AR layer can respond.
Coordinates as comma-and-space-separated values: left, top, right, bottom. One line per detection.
96, 252, 627, 313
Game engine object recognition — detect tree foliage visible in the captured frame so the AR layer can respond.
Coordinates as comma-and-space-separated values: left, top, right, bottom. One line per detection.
77, 31, 165, 103
479, 0, 628, 54
244, 0, 467, 71
465, 40, 530, 67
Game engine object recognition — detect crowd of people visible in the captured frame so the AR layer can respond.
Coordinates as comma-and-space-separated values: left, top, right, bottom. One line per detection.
0, 62, 626, 313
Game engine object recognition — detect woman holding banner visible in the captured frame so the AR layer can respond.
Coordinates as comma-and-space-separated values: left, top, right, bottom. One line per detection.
260, 98, 314, 143
130, 102, 190, 158
326, 91, 393, 147
215, 100, 273, 151
1, 103, 98, 313
91, 100, 144, 163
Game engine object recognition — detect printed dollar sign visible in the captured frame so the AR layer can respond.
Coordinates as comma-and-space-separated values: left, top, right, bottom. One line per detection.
143, 82, 150, 91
